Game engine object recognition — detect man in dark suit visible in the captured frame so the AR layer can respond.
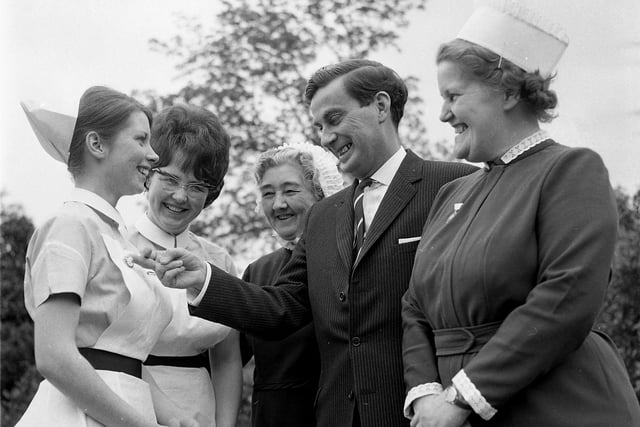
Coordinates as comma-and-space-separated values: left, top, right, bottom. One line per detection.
144, 60, 476, 427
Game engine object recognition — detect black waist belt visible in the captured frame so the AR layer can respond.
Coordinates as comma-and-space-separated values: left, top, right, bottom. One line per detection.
433, 320, 502, 357
144, 352, 210, 373
79, 347, 142, 378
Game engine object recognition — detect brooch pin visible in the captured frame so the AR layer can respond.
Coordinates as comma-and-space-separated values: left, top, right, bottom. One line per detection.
446, 203, 464, 224
124, 255, 134, 268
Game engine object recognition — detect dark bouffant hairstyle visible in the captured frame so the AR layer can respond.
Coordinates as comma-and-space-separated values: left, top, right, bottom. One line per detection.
150, 104, 230, 207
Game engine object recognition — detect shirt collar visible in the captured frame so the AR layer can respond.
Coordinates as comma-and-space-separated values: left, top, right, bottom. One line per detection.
66, 188, 126, 230
135, 213, 191, 249
370, 147, 406, 186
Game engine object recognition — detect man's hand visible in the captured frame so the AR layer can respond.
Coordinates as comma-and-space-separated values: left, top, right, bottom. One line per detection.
410, 393, 471, 427
131, 247, 206, 292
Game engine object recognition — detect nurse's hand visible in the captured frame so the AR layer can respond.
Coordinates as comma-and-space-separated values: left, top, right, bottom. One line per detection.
131, 247, 206, 292
410, 393, 471, 427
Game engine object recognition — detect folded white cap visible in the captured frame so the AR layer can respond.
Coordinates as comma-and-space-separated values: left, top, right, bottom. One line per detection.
457, 0, 569, 77
21, 101, 76, 164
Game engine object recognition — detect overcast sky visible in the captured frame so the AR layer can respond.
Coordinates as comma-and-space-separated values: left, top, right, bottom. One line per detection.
2, 0, 639, 225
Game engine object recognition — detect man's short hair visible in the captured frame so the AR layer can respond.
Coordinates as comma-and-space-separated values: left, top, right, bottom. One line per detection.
303, 59, 408, 128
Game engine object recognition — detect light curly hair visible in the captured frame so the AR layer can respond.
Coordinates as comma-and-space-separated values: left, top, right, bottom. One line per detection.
254, 143, 344, 200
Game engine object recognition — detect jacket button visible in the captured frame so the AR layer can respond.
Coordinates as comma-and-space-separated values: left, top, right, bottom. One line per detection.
351, 337, 361, 347
339, 292, 346, 302
348, 390, 355, 400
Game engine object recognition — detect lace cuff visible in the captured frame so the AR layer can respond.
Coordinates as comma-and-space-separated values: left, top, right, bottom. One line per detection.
452, 370, 497, 420
403, 382, 443, 419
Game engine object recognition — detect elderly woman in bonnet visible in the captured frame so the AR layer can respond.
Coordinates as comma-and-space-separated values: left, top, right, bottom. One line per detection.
18, 87, 199, 426
240, 142, 344, 427
401, 1, 640, 426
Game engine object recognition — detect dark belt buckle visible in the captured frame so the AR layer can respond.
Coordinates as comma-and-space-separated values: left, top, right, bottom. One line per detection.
458, 328, 476, 354
434, 321, 502, 357
435, 327, 476, 357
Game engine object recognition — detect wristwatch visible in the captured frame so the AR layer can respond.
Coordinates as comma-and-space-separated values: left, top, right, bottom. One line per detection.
444, 385, 472, 410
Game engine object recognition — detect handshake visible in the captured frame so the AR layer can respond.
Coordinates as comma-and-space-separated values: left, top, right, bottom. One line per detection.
131, 247, 207, 294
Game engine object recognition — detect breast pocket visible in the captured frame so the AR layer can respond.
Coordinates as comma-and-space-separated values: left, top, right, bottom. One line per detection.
396, 236, 421, 253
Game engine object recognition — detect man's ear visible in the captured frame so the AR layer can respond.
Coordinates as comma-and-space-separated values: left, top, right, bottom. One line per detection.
85, 131, 106, 159
374, 91, 391, 123
503, 91, 520, 111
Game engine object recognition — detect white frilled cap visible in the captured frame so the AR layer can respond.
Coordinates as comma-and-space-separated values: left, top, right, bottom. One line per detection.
457, 0, 569, 77
20, 101, 75, 164
272, 142, 345, 197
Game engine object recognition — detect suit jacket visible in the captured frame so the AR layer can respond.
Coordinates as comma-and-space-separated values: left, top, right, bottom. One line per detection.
193, 150, 477, 427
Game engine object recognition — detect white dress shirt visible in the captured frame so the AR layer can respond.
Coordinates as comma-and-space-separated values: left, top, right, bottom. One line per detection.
364, 147, 406, 230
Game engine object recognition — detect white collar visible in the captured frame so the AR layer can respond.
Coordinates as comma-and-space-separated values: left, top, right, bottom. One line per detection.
67, 188, 126, 230
135, 213, 191, 249
370, 147, 406, 186
499, 130, 550, 165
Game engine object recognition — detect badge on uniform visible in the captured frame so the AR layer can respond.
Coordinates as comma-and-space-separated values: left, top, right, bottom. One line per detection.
446, 203, 464, 224
124, 255, 134, 268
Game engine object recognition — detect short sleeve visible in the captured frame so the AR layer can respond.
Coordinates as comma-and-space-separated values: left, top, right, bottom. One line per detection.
25, 214, 93, 308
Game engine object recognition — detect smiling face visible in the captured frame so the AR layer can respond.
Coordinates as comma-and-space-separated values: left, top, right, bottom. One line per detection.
146, 160, 209, 235
260, 163, 318, 242
104, 111, 157, 199
309, 76, 395, 180
437, 60, 508, 163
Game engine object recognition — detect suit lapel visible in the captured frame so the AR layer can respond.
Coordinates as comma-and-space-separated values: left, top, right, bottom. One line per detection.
354, 151, 423, 267
336, 183, 357, 271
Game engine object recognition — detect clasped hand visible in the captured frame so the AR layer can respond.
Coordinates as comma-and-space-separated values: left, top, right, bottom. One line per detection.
131, 247, 206, 291
410, 393, 471, 427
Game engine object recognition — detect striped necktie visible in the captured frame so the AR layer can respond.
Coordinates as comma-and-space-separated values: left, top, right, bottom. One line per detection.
353, 178, 373, 259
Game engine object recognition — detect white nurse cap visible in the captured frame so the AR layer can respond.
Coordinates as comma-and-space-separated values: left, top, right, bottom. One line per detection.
457, 0, 569, 77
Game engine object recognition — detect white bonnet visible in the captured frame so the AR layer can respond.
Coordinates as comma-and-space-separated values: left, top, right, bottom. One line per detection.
267, 142, 345, 198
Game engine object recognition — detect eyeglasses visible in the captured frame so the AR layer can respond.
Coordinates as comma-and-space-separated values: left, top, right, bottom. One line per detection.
149, 168, 214, 198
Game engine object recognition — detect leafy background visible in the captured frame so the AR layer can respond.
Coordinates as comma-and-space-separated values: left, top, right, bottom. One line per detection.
2, 1, 639, 425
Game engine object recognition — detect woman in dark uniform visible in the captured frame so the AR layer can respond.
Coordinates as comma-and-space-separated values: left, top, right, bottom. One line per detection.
241, 143, 344, 427
401, 2, 640, 426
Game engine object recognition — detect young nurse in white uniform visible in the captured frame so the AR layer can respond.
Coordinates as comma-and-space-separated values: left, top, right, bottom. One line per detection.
18, 87, 199, 426
128, 104, 242, 427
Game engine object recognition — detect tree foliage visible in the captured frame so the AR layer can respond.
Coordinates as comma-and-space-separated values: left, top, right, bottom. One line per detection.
4, 3, 637, 426
135, 0, 435, 266
597, 187, 640, 398
0, 198, 40, 426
